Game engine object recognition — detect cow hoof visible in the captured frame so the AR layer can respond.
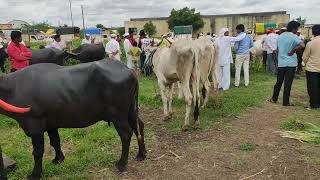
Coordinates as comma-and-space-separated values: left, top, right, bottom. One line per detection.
182, 125, 190, 132
52, 156, 65, 164
136, 153, 146, 161
27, 174, 41, 180
194, 122, 200, 130
115, 162, 127, 172
163, 115, 171, 121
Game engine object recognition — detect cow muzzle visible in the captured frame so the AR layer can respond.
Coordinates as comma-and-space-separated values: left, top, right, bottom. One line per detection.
0, 99, 31, 113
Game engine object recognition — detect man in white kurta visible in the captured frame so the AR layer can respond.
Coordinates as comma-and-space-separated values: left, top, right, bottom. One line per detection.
123, 33, 133, 68
105, 34, 121, 61
215, 28, 246, 90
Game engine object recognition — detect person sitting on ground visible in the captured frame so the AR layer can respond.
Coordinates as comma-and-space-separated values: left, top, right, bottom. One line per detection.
302, 24, 320, 109
105, 34, 121, 61
46, 34, 62, 50
269, 21, 305, 106
7, 31, 32, 72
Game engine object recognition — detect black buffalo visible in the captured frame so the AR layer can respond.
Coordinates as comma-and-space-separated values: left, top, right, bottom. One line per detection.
0, 60, 146, 179
66, 43, 105, 63
30, 48, 68, 65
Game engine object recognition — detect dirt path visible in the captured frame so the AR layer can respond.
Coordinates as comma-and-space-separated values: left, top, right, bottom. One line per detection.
120, 103, 320, 180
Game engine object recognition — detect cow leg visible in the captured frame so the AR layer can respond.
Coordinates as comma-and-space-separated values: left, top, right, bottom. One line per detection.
177, 82, 184, 99
202, 81, 211, 108
47, 129, 65, 164
168, 84, 174, 118
194, 98, 201, 129
114, 121, 133, 172
27, 134, 44, 180
159, 81, 170, 120
129, 116, 146, 161
181, 82, 193, 131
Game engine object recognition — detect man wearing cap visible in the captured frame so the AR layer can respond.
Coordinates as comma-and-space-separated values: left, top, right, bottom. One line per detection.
81, 34, 93, 45
123, 33, 133, 69
266, 28, 279, 74
105, 34, 120, 61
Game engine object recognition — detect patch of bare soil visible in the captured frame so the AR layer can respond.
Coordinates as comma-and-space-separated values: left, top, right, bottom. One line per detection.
120, 103, 320, 180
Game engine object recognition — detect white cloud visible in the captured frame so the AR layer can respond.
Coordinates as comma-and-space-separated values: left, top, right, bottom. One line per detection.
0, 0, 317, 28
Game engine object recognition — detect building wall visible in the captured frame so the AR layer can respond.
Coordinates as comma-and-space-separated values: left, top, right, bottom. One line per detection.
124, 20, 169, 37
125, 12, 290, 38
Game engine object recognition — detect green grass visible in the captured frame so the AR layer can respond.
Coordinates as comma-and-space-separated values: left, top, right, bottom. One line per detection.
2, 44, 320, 178
239, 143, 257, 151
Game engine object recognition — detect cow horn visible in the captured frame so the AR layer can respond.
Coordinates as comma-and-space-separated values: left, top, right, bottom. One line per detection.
0, 99, 31, 113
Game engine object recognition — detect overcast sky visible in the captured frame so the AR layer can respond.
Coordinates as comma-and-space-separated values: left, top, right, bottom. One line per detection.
0, 0, 318, 28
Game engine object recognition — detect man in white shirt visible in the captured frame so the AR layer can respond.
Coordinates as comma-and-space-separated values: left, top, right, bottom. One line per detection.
45, 34, 62, 50
81, 34, 93, 45
105, 34, 120, 61
215, 28, 246, 90
123, 33, 133, 68
266, 28, 279, 74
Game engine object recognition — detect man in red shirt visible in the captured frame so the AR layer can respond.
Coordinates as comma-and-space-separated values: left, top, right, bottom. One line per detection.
128, 30, 137, 47
7, 31, 31, 72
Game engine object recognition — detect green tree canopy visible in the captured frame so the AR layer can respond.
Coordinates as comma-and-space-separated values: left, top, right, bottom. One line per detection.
143, 21, 157, 37
117, 27, 125, 37
167, 7, 204, 31
24, 22, 53, 32
96, 24, 106, 29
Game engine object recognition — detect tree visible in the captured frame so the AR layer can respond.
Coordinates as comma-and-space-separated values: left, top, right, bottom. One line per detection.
117, 27, 125, 37
143, 21, 157, 37
96, 24, 105, 29
296, 16, 306, 25
167, 7, 204, 31
25, 22, 53, 33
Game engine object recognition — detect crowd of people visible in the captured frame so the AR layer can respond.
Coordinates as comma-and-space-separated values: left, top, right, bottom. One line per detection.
214, 21, 320, 110
0, 20, 319, 110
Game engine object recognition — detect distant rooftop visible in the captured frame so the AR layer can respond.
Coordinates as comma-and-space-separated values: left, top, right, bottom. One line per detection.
130, 11, 288, 21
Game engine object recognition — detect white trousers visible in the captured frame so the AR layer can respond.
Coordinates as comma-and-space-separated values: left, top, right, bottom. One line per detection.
235, 54, 250, 87
218, 64, 231, 90
126, 56, 134, 69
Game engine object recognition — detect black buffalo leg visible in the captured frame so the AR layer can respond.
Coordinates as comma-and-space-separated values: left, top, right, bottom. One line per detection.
27, 134, 44, 180
47, 129, 65, 164
129, 116, 146, 161
113, 120, 133, 172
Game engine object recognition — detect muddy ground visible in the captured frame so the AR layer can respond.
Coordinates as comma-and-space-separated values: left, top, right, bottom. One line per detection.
117, 103, 320, 180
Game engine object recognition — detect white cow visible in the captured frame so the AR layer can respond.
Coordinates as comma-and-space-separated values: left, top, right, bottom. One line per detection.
193, 38, 218, 107
151, 39, 201, 131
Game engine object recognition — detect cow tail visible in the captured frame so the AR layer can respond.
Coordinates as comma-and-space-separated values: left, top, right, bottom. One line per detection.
193, 48, 201, 106
135, 79, 142, 141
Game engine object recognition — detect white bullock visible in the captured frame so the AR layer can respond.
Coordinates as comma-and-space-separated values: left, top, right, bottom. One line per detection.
151, 40, 201, 131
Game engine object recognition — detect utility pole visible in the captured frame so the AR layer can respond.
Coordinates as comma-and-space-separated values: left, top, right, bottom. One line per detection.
68, 0, 74, 27
81, 5, 85, 30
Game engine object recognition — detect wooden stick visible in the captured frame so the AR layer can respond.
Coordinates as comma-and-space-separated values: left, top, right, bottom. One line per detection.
169, 150, 182, 160
152, 154, 166, 161
239, 168, 266, 180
